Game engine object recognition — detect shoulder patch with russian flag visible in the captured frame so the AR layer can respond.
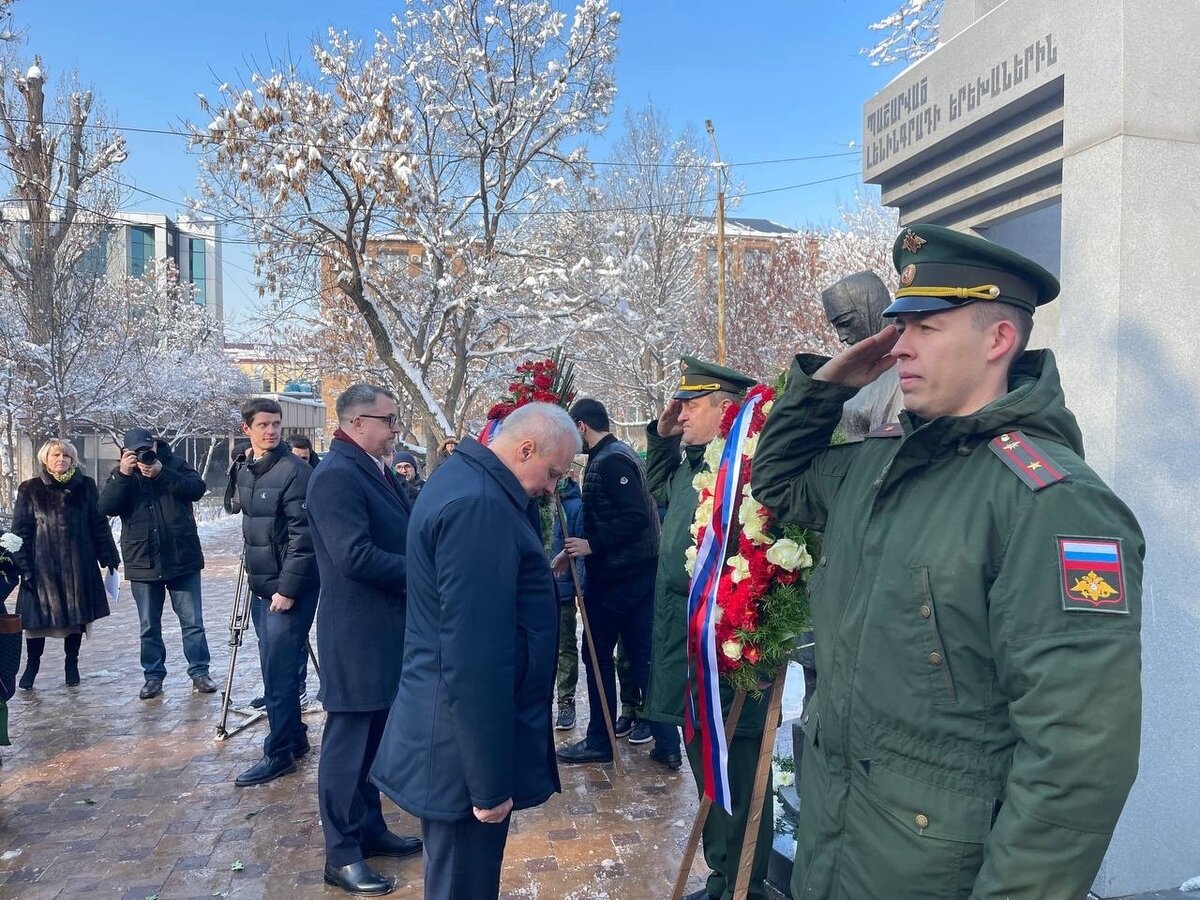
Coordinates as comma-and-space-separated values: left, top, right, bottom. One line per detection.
988, 430, 1068, 491
1057, 536, 1129, 614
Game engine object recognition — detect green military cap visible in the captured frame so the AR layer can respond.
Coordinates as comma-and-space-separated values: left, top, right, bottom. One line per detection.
673, 355, 756, 400
883, 223, 1060, 317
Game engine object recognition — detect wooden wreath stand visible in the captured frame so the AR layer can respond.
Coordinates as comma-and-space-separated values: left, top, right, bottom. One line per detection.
554, 496, 625, 778
671, 660, 789, 900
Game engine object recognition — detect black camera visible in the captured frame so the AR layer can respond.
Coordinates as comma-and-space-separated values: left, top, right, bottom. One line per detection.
136, 448, 158, 465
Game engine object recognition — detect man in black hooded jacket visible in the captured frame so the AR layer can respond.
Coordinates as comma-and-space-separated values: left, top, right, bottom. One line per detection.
225, 398, 319, 786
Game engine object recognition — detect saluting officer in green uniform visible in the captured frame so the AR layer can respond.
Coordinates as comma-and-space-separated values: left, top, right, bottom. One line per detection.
752, 225, 1144, 900
643, 357, 775, 900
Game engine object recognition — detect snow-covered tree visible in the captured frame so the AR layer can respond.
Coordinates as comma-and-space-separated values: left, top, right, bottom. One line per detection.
866, 0, 943, 66
558, 103, 718, 427
700, 232, 840, 380
0, 55, 127, 500
193, 0, 621, 447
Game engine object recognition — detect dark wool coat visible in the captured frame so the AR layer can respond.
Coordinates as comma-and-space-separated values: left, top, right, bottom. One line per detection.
227, 445, 318, 600
13, 470, 120, 631
307, 436, 411, 712
370, 438, 561, 821
98, 441, 206, 581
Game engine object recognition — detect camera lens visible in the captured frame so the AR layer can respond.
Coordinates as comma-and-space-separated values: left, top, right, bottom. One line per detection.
137, 448, 158, 465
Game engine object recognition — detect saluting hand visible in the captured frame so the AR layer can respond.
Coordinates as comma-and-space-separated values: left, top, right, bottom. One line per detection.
656, 399, 684, 437
473, 797, 513, 824
814, 324, 900, 389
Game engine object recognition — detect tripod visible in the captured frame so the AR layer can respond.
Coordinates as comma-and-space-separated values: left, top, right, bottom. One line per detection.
215, 555, 266, 741
215, 555, 322, 741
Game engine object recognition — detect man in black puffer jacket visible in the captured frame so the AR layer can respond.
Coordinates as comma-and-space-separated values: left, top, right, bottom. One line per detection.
100, 428, 215, 700
225, 398, 319, 787
556, 399, 680, 770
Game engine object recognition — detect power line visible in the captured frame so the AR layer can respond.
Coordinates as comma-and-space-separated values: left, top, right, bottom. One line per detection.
0, 114, 861, 171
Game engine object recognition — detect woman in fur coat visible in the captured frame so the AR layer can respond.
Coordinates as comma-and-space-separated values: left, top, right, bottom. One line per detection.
12, 439, 120, 689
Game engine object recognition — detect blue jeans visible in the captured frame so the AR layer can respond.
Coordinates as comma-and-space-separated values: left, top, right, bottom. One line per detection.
249, 591, 318, 759
130, 572, 211, 680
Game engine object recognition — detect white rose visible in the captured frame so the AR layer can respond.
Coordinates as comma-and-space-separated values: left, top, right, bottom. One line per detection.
728, 554, 751, 584
684, 544, 698, 576
0, 531, 21, 552
776, 770, 795, 788
693, 470, 716, 495
766, 538, 813, 572
739, 495, 769, 544
721, 639, 743, 661
703, 439, 724, 471
695, 496, 714, 529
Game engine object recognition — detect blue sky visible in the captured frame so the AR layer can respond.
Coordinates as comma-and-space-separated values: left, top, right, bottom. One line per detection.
11, 1, 907, 322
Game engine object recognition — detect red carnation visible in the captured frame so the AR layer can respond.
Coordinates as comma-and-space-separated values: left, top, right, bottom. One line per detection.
533, 374, 553, 390
719, 402, 740, 438
487, 402, 516, 420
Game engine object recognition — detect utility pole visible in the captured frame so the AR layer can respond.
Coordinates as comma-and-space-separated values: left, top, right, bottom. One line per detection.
705, 119, 727, 366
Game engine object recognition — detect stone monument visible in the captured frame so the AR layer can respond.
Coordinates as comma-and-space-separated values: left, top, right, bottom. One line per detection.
863, 0, 1200, 894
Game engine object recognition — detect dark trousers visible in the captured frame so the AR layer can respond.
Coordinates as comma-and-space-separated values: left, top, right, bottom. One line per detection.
319, 708, 389, 867
129, 572, 211, 680
249, 591, 317, 759
421, 814, 511, 900
580, 570, 677, 755
685, 729, 774, 900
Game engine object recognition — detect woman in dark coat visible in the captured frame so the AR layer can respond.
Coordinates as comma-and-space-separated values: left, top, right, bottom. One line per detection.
12, 439, 120, 689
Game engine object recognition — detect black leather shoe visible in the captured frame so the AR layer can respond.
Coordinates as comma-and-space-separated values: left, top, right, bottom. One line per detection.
556, 738, 613, 764
613, 714, 634, 738
293, 739, 311, 760
235, 753, 297, 787
139, 679, 163, 700
323, 861, 393, 896
650, 745, 683, 770
65, 660, 80, 686
365, 831, 422, 859
192, 674, 218, 693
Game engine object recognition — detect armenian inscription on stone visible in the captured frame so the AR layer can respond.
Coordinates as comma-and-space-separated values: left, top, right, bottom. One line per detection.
864, 33, 1060, 174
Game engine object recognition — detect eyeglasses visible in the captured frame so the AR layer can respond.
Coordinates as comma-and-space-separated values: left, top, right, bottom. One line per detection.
357, 413, 399, 428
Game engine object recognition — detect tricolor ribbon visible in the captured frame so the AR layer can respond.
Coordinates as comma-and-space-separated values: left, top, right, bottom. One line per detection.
683, 392, 762, 814
478, 418, 501, 447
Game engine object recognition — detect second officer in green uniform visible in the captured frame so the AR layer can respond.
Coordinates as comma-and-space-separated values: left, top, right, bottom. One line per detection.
643, 357, 774, 900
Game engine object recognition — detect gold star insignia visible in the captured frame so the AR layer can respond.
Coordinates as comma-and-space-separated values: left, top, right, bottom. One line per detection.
1026, 460, 1043, 471
902, 230, 927, 254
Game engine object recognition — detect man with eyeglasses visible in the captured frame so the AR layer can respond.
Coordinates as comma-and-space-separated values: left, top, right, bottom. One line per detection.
307, 384, 421, 897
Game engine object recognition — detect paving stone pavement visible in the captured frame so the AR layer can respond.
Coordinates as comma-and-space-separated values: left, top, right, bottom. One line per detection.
0, 513, 734, 899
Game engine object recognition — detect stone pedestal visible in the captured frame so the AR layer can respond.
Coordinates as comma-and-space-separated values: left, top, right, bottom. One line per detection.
863, 1, 1200, 894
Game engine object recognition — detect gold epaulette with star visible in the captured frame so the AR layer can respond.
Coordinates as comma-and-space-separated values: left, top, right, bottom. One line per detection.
988, 430, 1068, 491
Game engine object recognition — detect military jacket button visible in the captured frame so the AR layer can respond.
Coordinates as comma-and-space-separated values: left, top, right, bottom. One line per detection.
928, 651, 943, 666
915, 813, 929, 829
819, 555, 827, 567
920, 604, 931, 619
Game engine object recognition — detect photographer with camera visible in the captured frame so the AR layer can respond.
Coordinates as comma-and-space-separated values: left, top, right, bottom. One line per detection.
99, 427, 216, 700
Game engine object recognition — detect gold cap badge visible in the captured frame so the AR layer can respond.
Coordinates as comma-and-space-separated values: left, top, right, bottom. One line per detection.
902, 230, 927, 254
